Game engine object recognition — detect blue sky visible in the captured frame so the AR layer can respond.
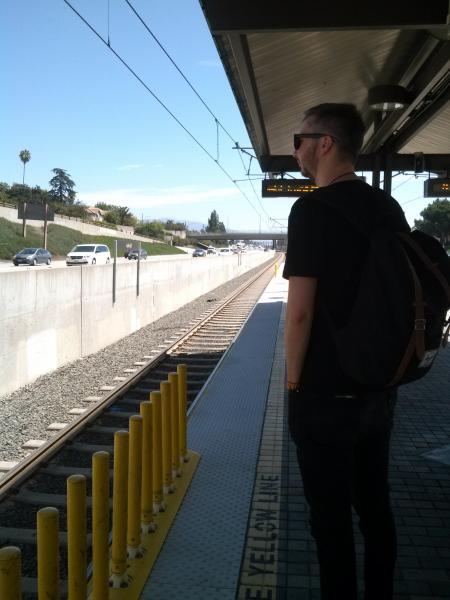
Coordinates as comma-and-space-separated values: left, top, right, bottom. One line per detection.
1, 0, 433, 231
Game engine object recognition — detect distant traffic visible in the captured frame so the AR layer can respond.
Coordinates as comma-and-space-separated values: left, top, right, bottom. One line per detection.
7, 241, 270, 272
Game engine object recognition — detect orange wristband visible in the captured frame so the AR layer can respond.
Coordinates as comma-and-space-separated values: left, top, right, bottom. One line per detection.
287, 382, 300, 392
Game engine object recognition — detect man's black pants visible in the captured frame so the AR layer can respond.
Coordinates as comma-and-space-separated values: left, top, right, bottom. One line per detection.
288, 390, 397, 600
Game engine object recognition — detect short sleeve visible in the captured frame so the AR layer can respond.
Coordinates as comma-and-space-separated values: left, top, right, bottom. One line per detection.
283, 196, 325, 279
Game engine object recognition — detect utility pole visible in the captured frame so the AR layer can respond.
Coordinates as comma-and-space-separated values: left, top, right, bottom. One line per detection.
43, 202, 48, 249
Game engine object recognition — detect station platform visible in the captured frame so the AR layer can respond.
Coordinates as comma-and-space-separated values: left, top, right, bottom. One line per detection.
141, 271, 450, 600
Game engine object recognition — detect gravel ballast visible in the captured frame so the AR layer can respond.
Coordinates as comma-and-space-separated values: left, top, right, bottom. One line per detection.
0, 260, 274, 462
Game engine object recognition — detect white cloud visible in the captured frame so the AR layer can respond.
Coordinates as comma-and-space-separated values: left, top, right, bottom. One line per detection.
117, 164, 143, 171
79, 185, 241, 209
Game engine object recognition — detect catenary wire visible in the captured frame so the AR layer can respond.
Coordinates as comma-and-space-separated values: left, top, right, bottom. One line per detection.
122, 0, 275, 226
400, 195, 425, 206
392, 174, 415, 192
62, 0, 267, 225
120, 4, 276, 228
123, 0, 240, 147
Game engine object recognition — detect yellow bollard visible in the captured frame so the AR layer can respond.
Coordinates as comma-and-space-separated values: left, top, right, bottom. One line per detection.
160, 381, 173, 495
150, 391, 164, 513
274, 263, 279, 276
67, 474, 87, 600
168, 373, 181, 478
177, 364, 188, 462
127, 415, 143, 559
140, 401, 156, 533
92, 451, 110, 599
110, 430, 129, 589
0, 546, 21, 600
37, 507, 59, 599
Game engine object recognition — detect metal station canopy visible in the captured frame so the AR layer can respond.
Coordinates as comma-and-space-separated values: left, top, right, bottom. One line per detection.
200, 0, 450, 175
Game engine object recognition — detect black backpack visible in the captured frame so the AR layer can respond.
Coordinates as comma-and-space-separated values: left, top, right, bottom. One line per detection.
322, 207, 450, 389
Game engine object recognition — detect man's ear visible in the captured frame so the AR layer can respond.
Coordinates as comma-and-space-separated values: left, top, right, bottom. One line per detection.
320, 135, 334, 154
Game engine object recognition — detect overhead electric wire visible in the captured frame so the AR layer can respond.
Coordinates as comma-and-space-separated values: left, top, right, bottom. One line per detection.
400, 195, 424, 206
62, 0, 267, 225
124, 0, 239, 146
247, 177, 274, 229
124, 0, 279, 230
392, 174, 415, 192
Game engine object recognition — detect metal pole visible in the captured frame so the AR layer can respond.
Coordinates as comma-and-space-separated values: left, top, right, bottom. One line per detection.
168, 372, 181, 478
160, 382, 173, 495
150, 391, 164, 513
384, 153, 393, 195
92, 451, 110, 598
110, 431, 129, 588
43, 203, 48, 250
67, 474, 87, 600
113, 239, 117, 304
140, 401, 156, 533
137, 241, 141, 297
177, 364, 188, 463
37, 507, 59, 599
0, 547, 21, 599
127, 415, 143, 559
372, 154, 382, 189
22, 204, 27, 237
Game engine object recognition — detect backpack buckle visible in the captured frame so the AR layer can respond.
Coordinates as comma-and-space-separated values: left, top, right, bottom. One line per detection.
415, 318, 426, 331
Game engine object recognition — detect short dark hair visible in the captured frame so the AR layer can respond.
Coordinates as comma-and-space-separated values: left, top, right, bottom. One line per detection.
303, 103, 365, 162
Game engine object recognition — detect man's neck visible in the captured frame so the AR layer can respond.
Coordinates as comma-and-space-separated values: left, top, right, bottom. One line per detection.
316, 164, 357, 187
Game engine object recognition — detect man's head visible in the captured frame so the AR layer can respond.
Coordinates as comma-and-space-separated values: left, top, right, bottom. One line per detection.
293, 103, 365, 181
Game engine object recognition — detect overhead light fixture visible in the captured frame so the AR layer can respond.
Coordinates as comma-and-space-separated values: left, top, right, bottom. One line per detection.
368, 85, 409, 111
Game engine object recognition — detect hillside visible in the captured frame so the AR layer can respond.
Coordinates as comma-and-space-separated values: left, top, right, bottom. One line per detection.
0, 218, 185, 260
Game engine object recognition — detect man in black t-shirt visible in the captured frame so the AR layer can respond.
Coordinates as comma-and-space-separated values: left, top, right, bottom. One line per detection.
283, 104, 407, 599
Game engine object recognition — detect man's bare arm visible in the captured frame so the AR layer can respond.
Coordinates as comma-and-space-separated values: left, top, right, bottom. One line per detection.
285, 276, 317, 386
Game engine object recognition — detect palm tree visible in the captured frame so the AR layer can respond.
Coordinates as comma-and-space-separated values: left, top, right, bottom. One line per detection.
19, 149, 31, 185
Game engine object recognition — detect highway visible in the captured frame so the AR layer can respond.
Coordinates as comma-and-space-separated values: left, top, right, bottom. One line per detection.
0, 253, 194, 272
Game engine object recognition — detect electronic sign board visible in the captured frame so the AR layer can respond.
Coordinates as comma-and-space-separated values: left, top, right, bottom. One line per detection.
423, 178, 450, 197
261, 179, 317, 197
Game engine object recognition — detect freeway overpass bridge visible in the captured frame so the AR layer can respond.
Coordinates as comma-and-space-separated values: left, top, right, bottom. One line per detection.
190, 231, 287, 249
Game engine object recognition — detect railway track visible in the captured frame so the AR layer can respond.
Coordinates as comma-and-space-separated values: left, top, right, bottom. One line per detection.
0, 257, 280, 598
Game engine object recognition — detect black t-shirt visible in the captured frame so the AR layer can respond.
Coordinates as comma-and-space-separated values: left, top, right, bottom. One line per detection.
283, 180, 410, 394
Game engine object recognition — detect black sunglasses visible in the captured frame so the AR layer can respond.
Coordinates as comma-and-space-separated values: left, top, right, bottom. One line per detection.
293, 133, 339, 150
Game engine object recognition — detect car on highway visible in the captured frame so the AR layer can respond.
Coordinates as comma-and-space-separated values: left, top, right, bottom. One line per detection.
127, 248, 148, 260
13, 247, 52, 266
66, 244, 111, 266
192, 248, 207, 257
218, 247, 232, 255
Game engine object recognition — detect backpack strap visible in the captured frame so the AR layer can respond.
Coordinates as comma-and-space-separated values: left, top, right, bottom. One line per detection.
388, 250, 426, 387
397, 232, 450, 303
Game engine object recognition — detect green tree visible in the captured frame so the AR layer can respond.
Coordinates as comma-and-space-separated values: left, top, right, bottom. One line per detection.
95, 202, 118, 211
206, 209, 226, 233
31, 186, 51, 205
4, 183, 30, 205
0, 182, 10, 204
51, 202, 87, 218
165, 219, 186, 231
19, 149, 31, 185
102, 205, 137, 226
414, 199, 450, 246
135, 220, 165, 238
49, 168, 76, 204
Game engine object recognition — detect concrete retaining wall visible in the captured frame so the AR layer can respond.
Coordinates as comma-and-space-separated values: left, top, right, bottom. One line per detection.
0, 252, 274, 397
